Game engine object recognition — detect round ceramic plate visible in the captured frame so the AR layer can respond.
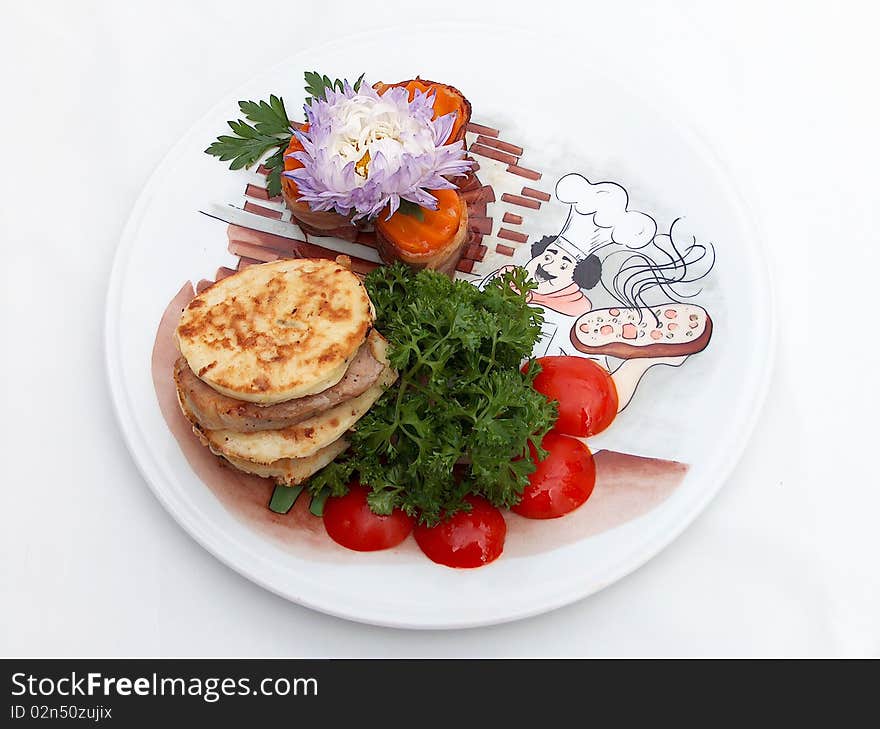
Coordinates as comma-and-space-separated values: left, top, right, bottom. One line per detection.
105, 26, 773, 628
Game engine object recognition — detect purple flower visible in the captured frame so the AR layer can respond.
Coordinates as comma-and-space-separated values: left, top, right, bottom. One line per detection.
283, 81, 473, 222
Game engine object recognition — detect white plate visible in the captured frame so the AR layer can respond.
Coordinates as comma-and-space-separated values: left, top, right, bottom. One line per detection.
105, 26, 773, 629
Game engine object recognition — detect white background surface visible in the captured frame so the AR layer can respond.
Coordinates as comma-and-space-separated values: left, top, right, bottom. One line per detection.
1, 0, 878, 657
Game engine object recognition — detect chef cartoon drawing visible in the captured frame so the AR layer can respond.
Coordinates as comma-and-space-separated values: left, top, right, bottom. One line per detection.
481, 173, 715, 411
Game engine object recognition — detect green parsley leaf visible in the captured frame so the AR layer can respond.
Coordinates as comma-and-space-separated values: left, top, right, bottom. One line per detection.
262, 146, 286, 198
397, 199, 426, 222
303, 71, 366, 105
306, 459, 355, 498
205, 93, 293, 193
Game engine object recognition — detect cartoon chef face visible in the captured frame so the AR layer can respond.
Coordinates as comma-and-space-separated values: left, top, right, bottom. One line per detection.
524, 236, 602, 295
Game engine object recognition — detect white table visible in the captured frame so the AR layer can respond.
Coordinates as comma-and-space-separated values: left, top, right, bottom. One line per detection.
2, 0, 877, 657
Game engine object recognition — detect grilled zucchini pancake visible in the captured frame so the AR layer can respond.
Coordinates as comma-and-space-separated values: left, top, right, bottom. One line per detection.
213, 439, 350, 486
175, 258, 374, 404
193, 364, 397, 464
174, 330, 388, 432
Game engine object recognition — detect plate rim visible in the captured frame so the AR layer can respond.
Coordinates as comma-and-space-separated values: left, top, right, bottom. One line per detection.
104, 25, 776, 629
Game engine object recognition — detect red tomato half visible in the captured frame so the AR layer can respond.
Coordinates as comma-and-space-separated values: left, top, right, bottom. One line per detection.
512, 432, 596, 519
413, 496, 507, 568
323, 483, 414, 552
526, 356, 618, 437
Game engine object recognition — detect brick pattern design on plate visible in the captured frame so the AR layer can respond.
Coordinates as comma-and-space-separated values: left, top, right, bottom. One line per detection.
465, 122, 500, 137
236, 256, 261, 270
474, 136, 524, 156
500, 193, 541, 210
468, 217, 493, 235
244, 183, 282, 203
521, 187, 551, 202
506, 164, 542, 181
469, 143, 519, 166
243, 201, 283, 220
462, 124, 553, 275
498, 227, 529, 244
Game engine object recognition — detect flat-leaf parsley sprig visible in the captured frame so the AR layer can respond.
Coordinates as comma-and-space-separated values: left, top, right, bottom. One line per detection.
205, 72, 365, 196
205, 94, 292, 197
308, 263, 558, 525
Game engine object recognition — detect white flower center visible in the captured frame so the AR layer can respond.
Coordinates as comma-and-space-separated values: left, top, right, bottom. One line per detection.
323, 95, 435, 186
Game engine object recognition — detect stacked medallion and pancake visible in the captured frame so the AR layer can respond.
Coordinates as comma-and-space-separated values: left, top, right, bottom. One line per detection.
173, 257, 396, 484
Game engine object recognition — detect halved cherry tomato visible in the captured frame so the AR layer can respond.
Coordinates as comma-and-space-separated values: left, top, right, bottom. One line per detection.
525, 356, 618, 437
413, 496, 507, 568
512, 432, 596, 519
323, 482, 414, 552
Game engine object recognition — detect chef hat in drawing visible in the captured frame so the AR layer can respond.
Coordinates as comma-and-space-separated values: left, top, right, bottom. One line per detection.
550, 236, 589, 261
532, 234, 587, 260
555, 173, 657, 249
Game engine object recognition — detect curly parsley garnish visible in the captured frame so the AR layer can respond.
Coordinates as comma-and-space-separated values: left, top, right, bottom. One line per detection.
308, 264, 557, 525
